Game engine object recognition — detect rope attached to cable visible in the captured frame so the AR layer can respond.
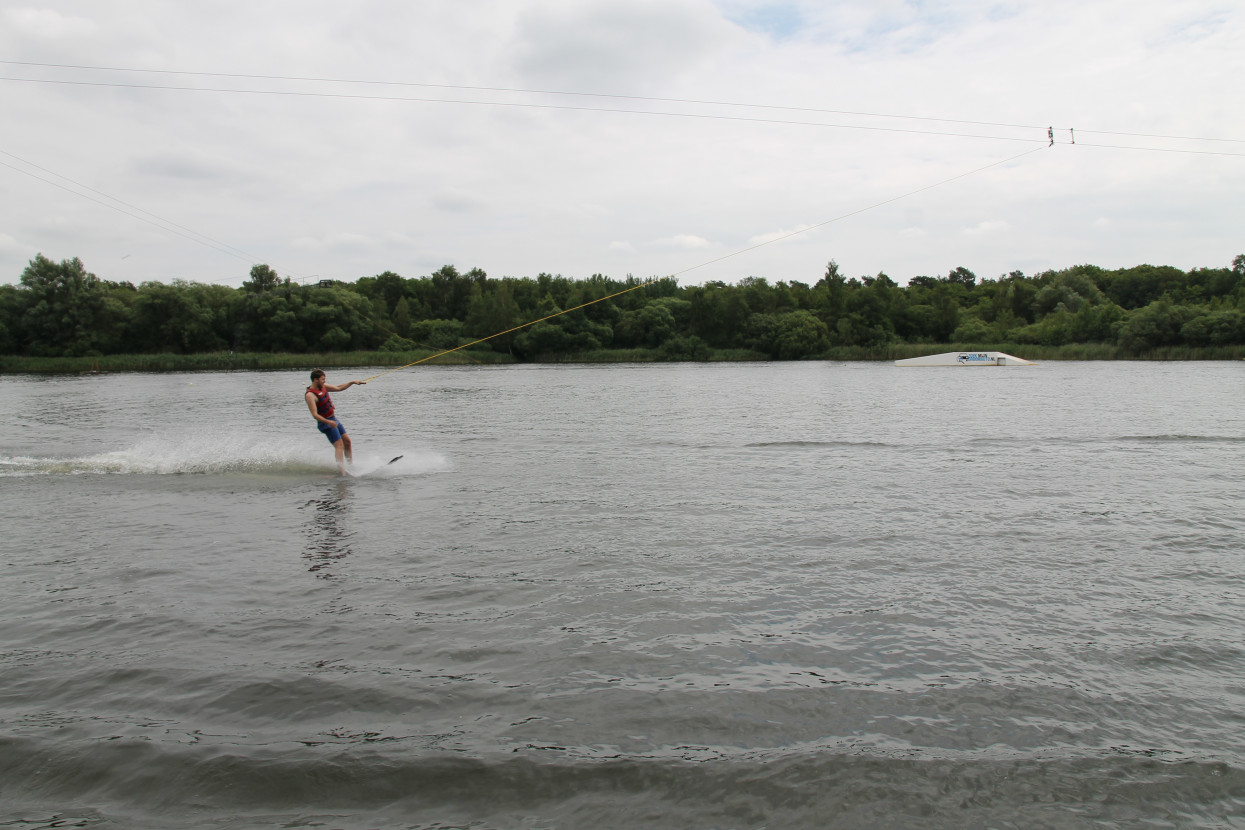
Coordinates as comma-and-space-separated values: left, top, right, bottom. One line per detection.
362, 277, 666, 381
363, 144, 1047, 382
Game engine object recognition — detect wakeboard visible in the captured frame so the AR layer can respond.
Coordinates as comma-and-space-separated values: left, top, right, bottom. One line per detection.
346, 455, 404, 478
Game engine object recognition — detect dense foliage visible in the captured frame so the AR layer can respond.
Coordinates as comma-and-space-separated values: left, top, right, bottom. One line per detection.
2, 255, 1243, 360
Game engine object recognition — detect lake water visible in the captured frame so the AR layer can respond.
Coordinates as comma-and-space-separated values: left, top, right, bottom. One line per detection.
2, 360, 1243, 829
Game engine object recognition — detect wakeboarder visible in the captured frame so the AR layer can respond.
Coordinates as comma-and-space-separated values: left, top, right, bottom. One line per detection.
306, 369, 368, 475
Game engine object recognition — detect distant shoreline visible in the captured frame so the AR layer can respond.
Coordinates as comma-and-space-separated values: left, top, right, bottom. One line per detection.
3, 343, 1243, 374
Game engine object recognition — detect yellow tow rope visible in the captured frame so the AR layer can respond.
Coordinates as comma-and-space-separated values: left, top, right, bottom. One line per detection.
362, 275, 665, 382
361, 145, 1046, 383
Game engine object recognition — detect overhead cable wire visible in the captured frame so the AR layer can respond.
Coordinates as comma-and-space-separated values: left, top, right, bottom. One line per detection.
5, 59, 1244, 146
0, 149, 289, 270
1074, 129, 1245, 144
1062, 141, 1245, 158
0, 158, 250, 264
0, 58, 1046, 131
5, 74, 1243, 154
362, 144, 1046, 381
0, 150, 305, 280
0, 75, 1045, 144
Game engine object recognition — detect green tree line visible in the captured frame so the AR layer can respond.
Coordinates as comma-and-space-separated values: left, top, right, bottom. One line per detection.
2, 253, 1244, 360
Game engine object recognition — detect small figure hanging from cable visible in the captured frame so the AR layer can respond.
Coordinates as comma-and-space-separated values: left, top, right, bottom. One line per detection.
1048, 127, 1054, 147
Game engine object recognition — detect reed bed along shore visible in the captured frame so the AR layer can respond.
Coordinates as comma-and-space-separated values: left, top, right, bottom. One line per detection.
2, 343, 1242, 374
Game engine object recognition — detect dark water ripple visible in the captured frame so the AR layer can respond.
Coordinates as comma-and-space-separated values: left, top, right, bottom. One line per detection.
2, 362, 1244, 828
3, 738, 1244, 829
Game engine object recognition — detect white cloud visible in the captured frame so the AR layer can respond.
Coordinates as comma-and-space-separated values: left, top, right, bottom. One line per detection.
509, 0, 736, 90
645, 234, 714, 250
2, 7, 97, 39
291, 233, 376, 253
131, 151, 244, 184
430, 191, 487, 213
747, 224, 815, 245
962, 220, 1010, 236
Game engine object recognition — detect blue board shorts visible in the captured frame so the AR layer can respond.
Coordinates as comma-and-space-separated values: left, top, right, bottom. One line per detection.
317, 418, 347, 444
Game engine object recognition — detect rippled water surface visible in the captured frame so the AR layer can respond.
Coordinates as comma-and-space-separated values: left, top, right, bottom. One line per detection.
2, 361, 1244, 829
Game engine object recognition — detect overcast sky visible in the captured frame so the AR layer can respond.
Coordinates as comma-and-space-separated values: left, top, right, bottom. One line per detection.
1, 0, 1241, 289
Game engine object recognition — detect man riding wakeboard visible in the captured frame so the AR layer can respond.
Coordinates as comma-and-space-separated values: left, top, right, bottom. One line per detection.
305, 369, 367, 475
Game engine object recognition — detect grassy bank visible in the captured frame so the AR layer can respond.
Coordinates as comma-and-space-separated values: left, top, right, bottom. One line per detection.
3, 343, 1242, 374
